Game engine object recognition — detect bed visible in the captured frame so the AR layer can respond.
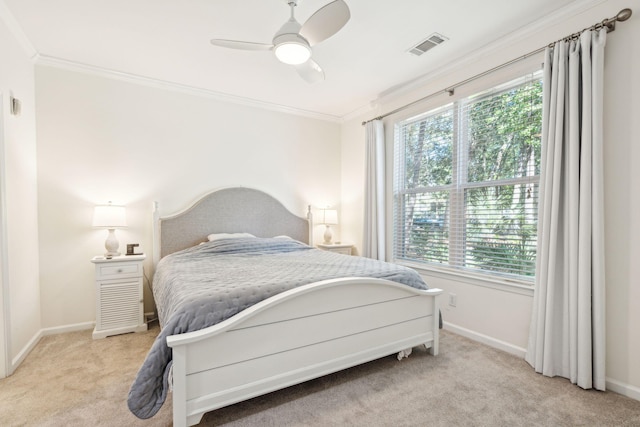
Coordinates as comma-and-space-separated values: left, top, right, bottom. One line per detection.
128, 187, 442, 426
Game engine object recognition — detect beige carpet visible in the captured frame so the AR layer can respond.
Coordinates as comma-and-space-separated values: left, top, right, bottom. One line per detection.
1, 323, 639, 426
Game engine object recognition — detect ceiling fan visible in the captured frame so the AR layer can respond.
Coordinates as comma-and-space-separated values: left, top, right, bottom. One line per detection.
210, 0, 350, 84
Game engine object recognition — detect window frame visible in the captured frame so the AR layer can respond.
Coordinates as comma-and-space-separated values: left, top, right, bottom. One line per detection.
390, 69, 543, 286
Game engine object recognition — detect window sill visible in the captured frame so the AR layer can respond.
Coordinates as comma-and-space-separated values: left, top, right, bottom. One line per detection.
396, 260, 535, 297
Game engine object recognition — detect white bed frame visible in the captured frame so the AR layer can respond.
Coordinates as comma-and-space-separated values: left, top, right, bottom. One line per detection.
152, 187, 442, 427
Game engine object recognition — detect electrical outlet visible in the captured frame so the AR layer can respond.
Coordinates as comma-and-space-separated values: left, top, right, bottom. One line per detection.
448, 293, 457, 307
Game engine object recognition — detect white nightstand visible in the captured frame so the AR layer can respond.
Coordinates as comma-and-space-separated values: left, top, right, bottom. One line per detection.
317, 243, 353, 255
90, 254, 147, 339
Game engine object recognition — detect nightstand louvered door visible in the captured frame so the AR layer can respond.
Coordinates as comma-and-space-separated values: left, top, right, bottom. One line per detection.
91, 254, 147, 339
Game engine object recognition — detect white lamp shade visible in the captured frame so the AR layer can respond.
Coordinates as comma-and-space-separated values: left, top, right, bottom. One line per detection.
93, 204, 127, 228
274, 42, 311, 65
320, 209, 338, 225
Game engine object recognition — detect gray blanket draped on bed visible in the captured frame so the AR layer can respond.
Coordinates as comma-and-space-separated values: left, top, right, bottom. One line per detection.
127, 237, 429, 419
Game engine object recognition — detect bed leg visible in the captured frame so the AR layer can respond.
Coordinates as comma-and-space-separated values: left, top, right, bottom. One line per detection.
429, 337, 439, 356
430, 296, 440, 356
187, 414, 205, 426
171, 347, 188, 427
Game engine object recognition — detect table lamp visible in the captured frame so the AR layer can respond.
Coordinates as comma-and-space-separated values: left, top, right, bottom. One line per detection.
93, 202, 127, 257
319, 208, 338, 244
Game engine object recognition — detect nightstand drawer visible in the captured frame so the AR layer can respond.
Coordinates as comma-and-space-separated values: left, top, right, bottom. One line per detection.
330, 247, 352, 255
96, 262, 141, 280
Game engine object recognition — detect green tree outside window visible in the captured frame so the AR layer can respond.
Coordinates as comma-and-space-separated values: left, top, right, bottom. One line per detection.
394, 73, 542, 280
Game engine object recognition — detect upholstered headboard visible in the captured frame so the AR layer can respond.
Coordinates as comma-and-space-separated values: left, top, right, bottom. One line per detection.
153, 187, 311, 264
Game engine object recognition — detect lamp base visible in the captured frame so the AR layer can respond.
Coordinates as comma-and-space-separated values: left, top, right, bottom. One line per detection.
323, 225, 333, 245
104, 229, 121, 257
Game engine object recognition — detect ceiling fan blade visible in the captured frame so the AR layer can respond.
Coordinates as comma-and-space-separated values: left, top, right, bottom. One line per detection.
210, 39, 273, 51
295, 59, 325, 84
300, 0, 350, 46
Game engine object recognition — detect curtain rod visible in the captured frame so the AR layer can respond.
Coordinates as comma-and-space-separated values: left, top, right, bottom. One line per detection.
362, 8, 632, 126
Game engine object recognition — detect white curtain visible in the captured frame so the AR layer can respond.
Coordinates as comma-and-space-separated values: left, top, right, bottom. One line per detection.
363, 120, 386, 260
525, 29, 607, 390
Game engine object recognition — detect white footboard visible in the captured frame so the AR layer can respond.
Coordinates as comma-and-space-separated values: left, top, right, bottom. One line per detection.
166, 277, 442, 427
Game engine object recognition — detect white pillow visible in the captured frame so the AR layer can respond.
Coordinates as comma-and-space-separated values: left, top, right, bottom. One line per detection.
207, 232, 256, 242
273, 235, 293, 240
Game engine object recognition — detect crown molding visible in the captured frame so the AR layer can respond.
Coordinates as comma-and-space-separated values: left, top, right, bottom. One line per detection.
35, 55, 342, 123
361, 0, 607, 119
0, 0, 37, 60
341, 101, 379, 124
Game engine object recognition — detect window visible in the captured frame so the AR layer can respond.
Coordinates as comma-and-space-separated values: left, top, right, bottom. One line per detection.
393, 73, 542, 281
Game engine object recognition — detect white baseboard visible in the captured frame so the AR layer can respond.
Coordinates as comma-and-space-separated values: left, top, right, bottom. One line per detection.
41, 321, 94, 336
443, 321, 527, 358
10, 329, 42, 375
606, 377, 640, 402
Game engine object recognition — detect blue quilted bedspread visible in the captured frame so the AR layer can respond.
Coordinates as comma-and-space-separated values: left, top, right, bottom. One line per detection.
127, 237, 428, 419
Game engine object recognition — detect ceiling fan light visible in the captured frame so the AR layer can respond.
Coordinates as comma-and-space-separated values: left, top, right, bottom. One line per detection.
274, 41, 311, 65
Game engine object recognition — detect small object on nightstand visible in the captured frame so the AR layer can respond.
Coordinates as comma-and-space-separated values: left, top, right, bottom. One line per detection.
317, 243, 353, 256
126, 243, 142, 255
90, 254, 147, 339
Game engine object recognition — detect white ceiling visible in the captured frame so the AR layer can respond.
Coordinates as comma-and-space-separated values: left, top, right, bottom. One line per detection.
4, 0, 581, 120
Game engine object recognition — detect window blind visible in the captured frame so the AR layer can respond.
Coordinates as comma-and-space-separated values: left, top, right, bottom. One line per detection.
393, 72, 542, 280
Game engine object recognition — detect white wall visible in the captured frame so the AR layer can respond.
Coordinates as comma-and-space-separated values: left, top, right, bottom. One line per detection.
603, 5, 640, 396
340, 114, 366, 256
35, 66, 342, 328
341, 0, 640, 399
0, 13, 41, 372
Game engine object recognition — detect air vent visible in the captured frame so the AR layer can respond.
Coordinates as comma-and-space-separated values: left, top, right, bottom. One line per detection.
408, 33, 448, 56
